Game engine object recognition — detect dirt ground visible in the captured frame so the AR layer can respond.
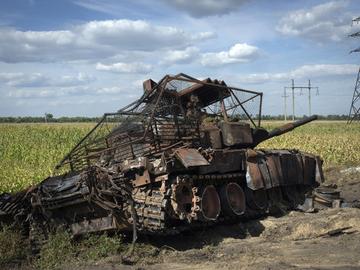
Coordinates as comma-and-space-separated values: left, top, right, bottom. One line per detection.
75, 166, 360, 270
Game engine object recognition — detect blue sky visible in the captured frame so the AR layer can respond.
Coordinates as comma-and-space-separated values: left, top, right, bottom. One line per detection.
0, 0, 359, 117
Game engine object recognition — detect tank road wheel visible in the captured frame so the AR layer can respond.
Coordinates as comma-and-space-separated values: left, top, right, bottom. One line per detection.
245, 187, 268, 211
171, 179, 195, 220
199, 185, 221, 221
219, 182, 246, 217
171, 179, 221, 222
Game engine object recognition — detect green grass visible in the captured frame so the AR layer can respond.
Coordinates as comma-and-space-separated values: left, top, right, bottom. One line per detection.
34, 231, 125, 270
0, 226, 28, 265
0, 121, 359, 193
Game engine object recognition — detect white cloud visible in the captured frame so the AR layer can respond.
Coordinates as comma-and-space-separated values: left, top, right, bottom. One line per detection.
160, 47, 199, 65
0, 72, 94, 87
59, 73, 95, 86
0, 72, 44, 87
162, 0, 248, 17
237, 64, 358, 84
73, 0, 123, 16
0, 20, 215, 63
276, 1, 355, 42
7, 85, 129, 99
201, 43, 259, 67
96, 62, 152, 73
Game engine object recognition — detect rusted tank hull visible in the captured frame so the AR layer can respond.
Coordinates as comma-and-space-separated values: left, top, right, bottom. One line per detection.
0, 74, 325, 253
0, 149, 322, 238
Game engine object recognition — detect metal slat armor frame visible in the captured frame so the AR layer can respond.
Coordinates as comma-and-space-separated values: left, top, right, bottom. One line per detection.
55, 73, 262, 173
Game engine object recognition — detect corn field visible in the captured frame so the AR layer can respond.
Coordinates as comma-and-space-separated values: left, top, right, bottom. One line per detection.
0, 122, 359, 193
259, 121, 360, 166
0, 124, 92, 193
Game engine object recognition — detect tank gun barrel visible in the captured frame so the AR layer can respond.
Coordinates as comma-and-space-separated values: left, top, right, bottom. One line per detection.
267, 115, 317, 140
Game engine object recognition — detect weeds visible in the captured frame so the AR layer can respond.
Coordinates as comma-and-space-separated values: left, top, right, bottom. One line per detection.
33, 231, 126, 270
0, 226, 28, 265
78, 233, 124, 262
34, 230, 75, 270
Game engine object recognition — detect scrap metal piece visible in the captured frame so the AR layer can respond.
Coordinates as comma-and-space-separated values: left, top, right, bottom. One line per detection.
132, 170, 151, 187
315, 156, 325, 183
71, 215, 119, 236
175, 148, 209, 168
297, 196, 315, 213
314, 187, 341, 207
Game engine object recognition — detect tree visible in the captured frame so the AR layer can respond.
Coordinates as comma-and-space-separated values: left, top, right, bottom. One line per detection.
45, 113, 54, 123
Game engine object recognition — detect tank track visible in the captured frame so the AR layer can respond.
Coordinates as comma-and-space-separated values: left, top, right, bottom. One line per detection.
132, 189, 169, 233
131, 172, 309, 233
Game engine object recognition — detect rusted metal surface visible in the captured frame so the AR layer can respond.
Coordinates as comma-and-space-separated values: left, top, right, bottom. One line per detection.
199, 149, 246, 174
219, 182, 246, 216
199, 185, 221, 221
71, 215, 119, 236
175, 148, 210, 168
219, 121, 253, 146
132, 170, 151, 187
246, 160, 265, 190
314, 187, 341, 206
0, 73, 332, 253
200, 127, 222, 149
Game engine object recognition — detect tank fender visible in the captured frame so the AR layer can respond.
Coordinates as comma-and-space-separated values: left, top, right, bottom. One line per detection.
174, 148, 210, 168
246, 149, 323, 191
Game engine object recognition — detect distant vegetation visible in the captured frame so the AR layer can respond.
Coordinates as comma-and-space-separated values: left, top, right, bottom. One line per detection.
0, 114, 351, 123
0, 116, 101, 123
261, 114, 350, 121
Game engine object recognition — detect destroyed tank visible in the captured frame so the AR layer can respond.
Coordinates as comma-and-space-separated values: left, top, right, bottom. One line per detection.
0, 73, 324, 245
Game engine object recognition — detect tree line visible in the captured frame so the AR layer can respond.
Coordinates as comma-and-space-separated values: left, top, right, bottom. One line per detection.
0, 114, 351, 123
0, 115, 101, 123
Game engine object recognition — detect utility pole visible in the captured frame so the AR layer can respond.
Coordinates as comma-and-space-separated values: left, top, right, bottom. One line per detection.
308, 80, 312, 116
291, 79, 295, 120
282, 87, 289, 121
284, 79, 319, 119
347, 17, 360, 123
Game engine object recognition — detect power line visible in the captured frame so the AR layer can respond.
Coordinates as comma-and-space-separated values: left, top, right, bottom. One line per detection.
284, 79, 319, 120
282, 87, 289, 120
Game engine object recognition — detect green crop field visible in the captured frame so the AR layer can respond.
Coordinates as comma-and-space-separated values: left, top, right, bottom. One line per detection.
0, 121, 359, 193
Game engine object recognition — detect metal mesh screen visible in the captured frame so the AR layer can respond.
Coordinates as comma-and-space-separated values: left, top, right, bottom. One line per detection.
56, 73, 262, 172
